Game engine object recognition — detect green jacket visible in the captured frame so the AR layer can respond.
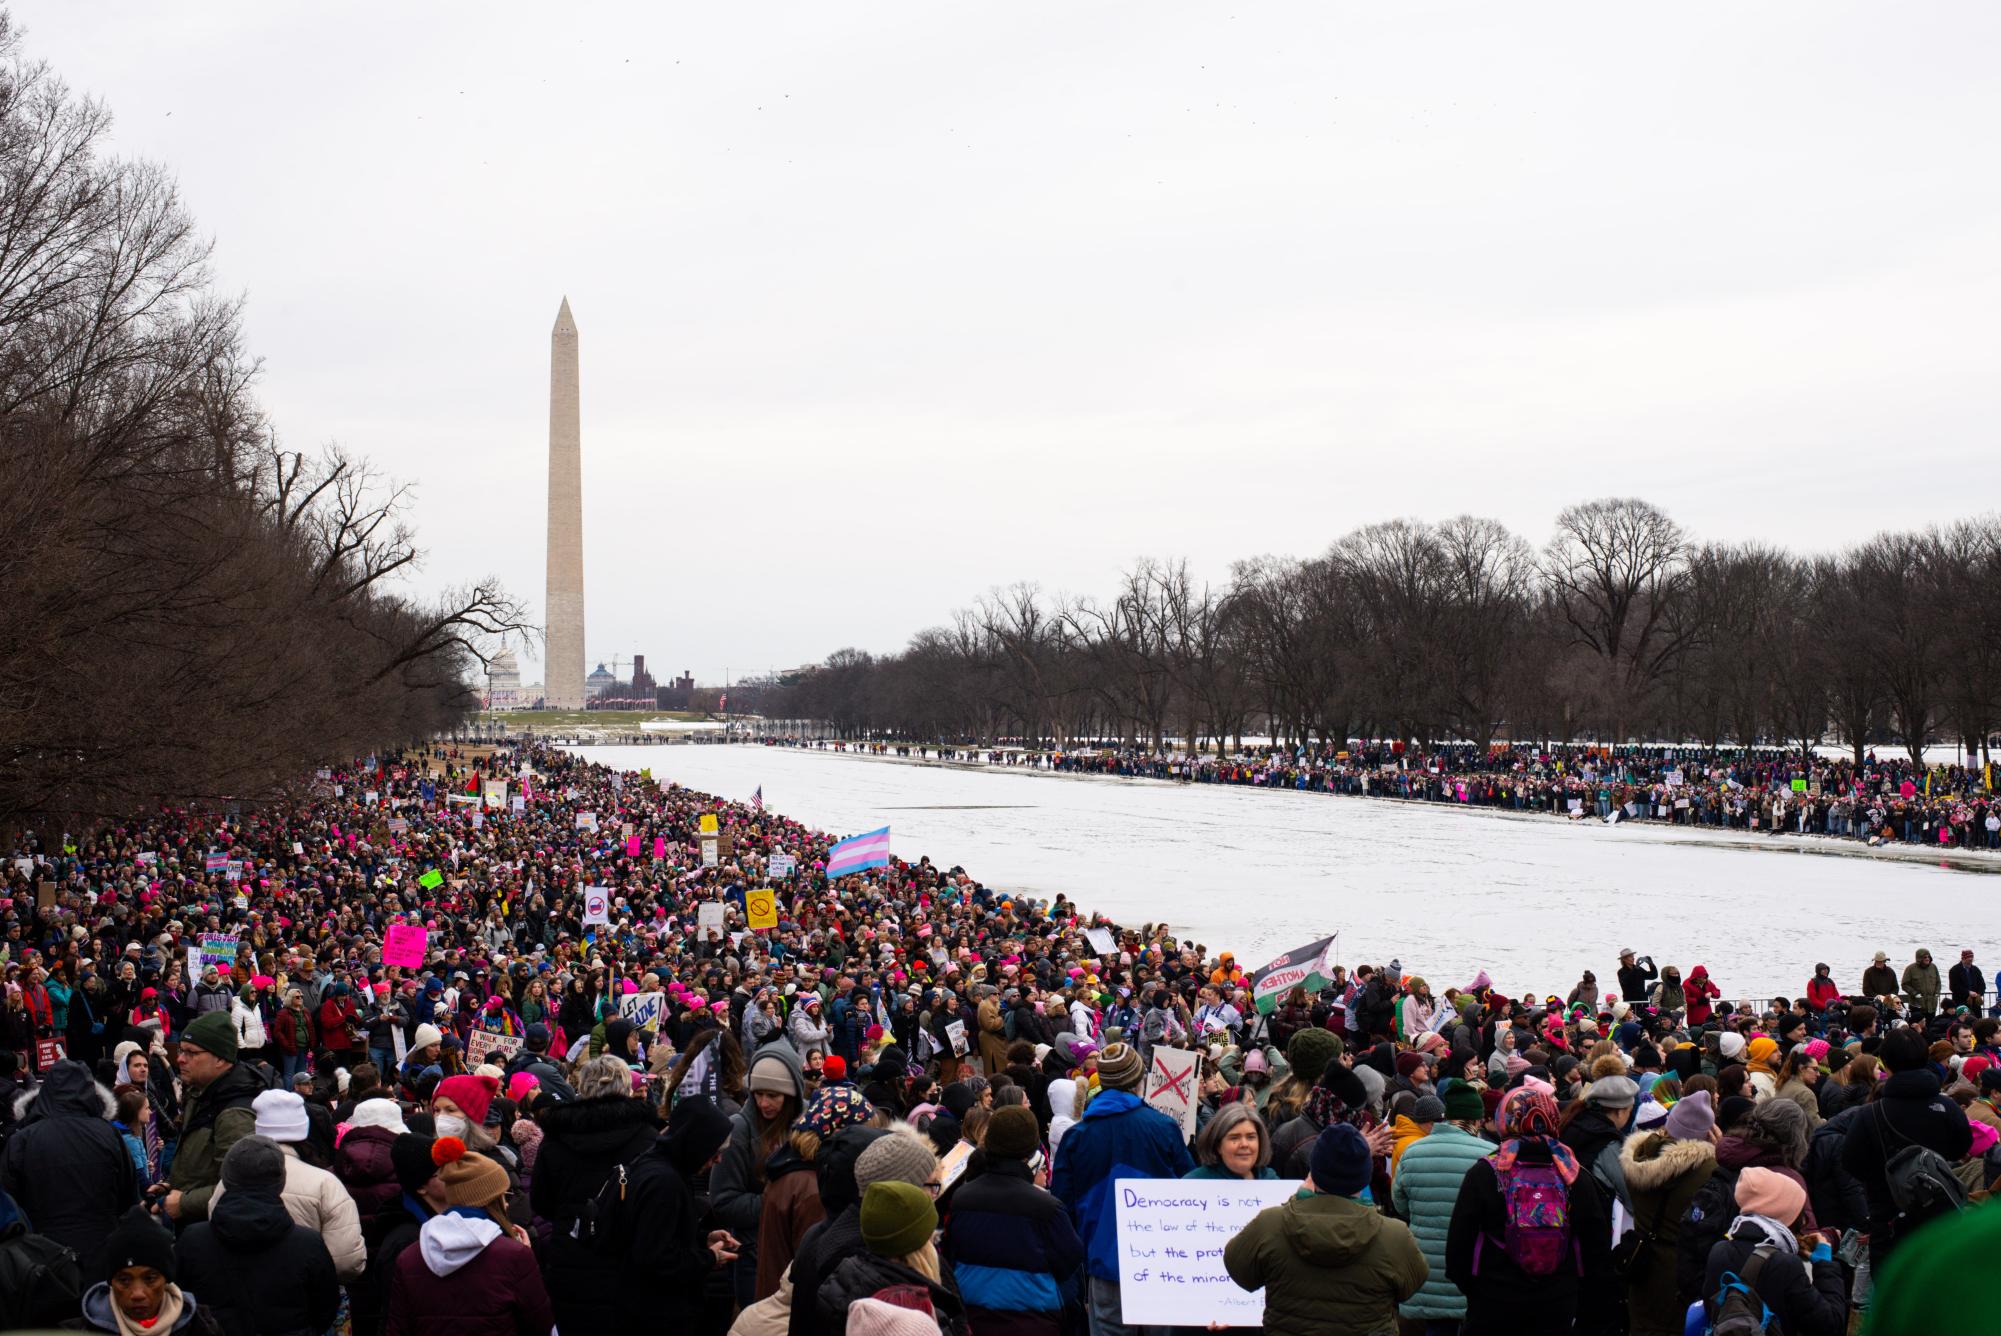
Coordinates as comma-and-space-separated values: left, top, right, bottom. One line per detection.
1223, 1190, 1427, 1336
1389, 1123, 1490, 1320
1617, 1130, 1717, 1336
167, 1060, 268, 1222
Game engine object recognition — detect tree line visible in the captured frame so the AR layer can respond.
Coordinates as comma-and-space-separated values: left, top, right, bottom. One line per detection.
768, 498, 2001, 765
0, 17, 525, 832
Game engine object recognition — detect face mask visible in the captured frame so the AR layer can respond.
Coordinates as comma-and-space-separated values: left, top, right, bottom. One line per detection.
433, 1114, 470, 1140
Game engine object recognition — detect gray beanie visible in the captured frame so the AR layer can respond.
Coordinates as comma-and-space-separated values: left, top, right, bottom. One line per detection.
854, 1127, 938, 1190
1411, 1095, 1446, 1123
1586, 1075, 1640, 1109
221, 1134, 288, 1192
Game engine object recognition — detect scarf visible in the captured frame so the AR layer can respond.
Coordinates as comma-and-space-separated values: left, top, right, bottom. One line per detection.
1730, 1211, 1798, 1257
112, 1283, 185, 1336
1488, 1135, 1581, 1186
1301, 1084, 1353, 1130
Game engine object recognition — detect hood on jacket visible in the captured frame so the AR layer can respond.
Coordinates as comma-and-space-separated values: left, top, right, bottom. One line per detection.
14, 1059, 115, 1124
1279, 1191, 1386, 1266
418, 1212, 504, 1277
746, 1041, 808, 1110
80, 1281, 201, 1333
1619, 1131, 1717, 1192
817, 1126, 889, 1215
209, 1186, 296, 1252
538, 1091, 661, 1157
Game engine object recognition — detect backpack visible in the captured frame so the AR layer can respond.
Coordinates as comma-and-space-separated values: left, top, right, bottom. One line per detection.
0, 1230, 81, 1330
1485, 1158, 1577, 1277
1876, 1104, 1969, 1231
563, 1161, 628, 1246
1710, 1246, 1777, 1335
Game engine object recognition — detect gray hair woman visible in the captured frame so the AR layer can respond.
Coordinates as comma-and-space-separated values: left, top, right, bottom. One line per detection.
1186, 1101, 1276, 1180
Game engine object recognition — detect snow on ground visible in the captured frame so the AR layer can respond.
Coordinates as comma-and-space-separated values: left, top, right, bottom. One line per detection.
574, 743, 1996, 1003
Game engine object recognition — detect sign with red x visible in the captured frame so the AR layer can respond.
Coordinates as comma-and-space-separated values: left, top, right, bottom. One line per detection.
1143, 1047, 1202, 1138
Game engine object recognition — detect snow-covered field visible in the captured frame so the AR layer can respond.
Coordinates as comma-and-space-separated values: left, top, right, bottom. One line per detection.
573, 743, 1996, 1003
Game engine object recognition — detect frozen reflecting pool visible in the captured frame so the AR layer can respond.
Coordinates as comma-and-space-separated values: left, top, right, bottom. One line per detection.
573, 743, 1994, 1002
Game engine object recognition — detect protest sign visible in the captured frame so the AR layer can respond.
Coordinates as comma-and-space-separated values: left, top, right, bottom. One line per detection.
626, 834, 641, 857
575, 811, 597, 831
1115, 1178, 1295, 1327
697, 902, 726, 934
701, 837, 719, 869
418, 868, 445, 890
197, 933, 239, 978
466, 1030, 524, 1066
652, 836, 666, 859
1143, 1046, 1202, 1138
938, 1141, 975, 1191
204, 853, 228, 872
699, 813, 719, 835
746, 889, 779, 930
383, 924, 428, 968
945, 1019, 969, 1056
767, 853, 796, 879
1085, 927, 1117, 956
483, 780, 508, 808
583, 887, 610, 926
510, 796, 525, 813
619, 991, 666, 1031
1248, 934, 1340, 1015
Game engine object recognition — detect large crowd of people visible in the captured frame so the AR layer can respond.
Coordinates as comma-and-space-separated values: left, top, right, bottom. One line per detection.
761, 736, 2001, 851
0, 739, 1996, 1336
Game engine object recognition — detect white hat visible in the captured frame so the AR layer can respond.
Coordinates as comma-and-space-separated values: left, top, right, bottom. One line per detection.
347, 1097, 409, 1135
411, 1023, 444, 1052
1719, 1032, 1747, 1060
252, 1089, 311, 1143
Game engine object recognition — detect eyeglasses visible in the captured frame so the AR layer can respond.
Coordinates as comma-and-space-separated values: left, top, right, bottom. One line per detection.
922, 1179, 944, 1195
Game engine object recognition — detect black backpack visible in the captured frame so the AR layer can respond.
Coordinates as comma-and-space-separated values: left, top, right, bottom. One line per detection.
1876, 1104, 1968, 1231
0, 1229, 82, 1330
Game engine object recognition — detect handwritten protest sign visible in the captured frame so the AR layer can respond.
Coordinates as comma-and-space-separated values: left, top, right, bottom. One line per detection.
945, 1019, 969, 1056
417, 868, 445, 890
197, 933, 239, 978
1085, 927, 1116, 956
383, 924, 428, 968
767, 853, 796, 879
701, 837, 719, 868
1115, 1179, 1295, 1326
697, 903, 726, 934
619, 991, 666, 1031
1142, 1046, 1202, 1138
466, 1030, 524, 1067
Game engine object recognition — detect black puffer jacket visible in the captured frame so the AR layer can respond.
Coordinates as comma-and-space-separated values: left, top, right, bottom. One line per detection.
1701, 1224, 1847, 1335
1802, 1107, 1871, 1233
816, 1252, 969, 1336
528, 1092, 664, 1334
0, 1060, 137, 1283
174, 1184, 339, 1336
1838, 1069, 1971, 1256
787, 1125, 886, 1336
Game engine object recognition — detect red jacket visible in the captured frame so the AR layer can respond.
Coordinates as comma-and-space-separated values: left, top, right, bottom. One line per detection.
1807, 976, 1842, 1010
385, 1223, 552, 1336
319, 997, 361, 1054
273, 1006, 316, 1056
1684, 974, 1720, 1025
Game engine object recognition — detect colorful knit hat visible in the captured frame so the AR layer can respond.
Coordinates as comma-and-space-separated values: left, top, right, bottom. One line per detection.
797, 1084, 875, 1140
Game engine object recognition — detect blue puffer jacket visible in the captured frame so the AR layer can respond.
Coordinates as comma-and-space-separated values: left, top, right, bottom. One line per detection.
1047, 1089, 1194, 1279
941, 1158, 1085, 1336
1388, 1123, 1489, 1320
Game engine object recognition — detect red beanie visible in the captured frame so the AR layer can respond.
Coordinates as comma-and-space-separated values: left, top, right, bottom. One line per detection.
435, 1074, 498, 1127
823, 1055, 847, 1081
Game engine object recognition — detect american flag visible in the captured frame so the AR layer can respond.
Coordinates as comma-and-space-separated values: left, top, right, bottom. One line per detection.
751, 785, 764, 811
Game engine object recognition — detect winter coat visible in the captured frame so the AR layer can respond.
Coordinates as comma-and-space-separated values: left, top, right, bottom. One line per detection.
755, 1145, 823, 1301
231, 1000, 267, 1051
1775, 1078, 1824, 1130
168, 1060, 270, 1223
816, 1251, 968, 1336
714, 1042, 807, 1288
175, 1184, 340, 1336
787, 1006, 830, 1060
335, 1124, 404, 1229
384, 1213, 554, 1336
1618, 1132, 1717, 1336
1445, 1140, 1615, 1331
73, 1280, 224, 1334
976, 996, 1010, 1075
939, 1157, 1084, 1336
1388, 1123, 1488, 1321
1675, 1136, 1817, 1306
1802, 1107, 1871, 1233
1816, 1078, 1869, 1121
1949, 961, 1987, 1007
1561, 1106, 1633, 1215
787, 1204, 863, 1336
527, 1091, 664, 1334
1901, 962, 1941, 1014
1047, 1089, 1194, 1280
1701, 1224, 1848, 1336
1268, 1107, 1324, 1180
1861, 964, 1898, 998
271, 1006, 314, 1057
210, 1143, 367, 1280
1839, 1068, 1971, 1255
0, 1061, 137, 1284
1223, 1188, 1426, 1336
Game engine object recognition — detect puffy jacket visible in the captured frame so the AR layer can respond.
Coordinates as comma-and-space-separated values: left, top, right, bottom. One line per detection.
335, 1124, 404, 1229
1388, 1123, 1488, 1321
1839, 1068, 1971, 1257
175, 1184, 340, 1336
0, 1061, 137, 1284
787, 1006, 830, 1060
528, 1091, 664, 1333
168, 1060, 271, 1223
1701, 1225, 1848, 1336
384, 1213, 553, 1336
1802, 1107, 1871, 1233
1047, 1089, 1194, 1280
1223, 1189, 1426, 1336
210, 1143, 367, 1280
1618, 1132, 1717, 1336
940, 1157, 1084, 1336
815, 1251, 968, 1336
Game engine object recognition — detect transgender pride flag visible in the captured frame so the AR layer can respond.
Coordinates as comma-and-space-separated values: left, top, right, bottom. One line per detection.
825, 826, 891, 879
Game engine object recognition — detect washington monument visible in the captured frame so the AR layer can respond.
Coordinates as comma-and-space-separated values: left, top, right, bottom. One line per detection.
544, 297, 586, 709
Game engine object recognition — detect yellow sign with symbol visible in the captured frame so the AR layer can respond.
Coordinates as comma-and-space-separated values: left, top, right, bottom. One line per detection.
699, 813, 719, 835
746, 889, 779, 930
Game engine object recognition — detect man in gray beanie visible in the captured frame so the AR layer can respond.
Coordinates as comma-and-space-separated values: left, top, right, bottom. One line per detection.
172, 1136, 340, 1335
1050, 1041, 1193, 1335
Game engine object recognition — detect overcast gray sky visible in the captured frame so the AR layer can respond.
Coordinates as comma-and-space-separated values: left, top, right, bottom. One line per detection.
18, 2, 1998, 687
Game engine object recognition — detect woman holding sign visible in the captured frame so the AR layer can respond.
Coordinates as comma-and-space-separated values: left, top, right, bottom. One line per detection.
1185, 1103, 1279, 1181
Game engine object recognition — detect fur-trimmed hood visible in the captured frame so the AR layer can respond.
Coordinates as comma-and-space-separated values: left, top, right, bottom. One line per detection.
12, 1059, 116, 1124
1619, 1128, 1716, 1191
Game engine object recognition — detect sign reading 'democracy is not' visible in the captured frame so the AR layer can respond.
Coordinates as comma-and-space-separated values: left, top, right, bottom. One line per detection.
1115, 1178, 1295, 1327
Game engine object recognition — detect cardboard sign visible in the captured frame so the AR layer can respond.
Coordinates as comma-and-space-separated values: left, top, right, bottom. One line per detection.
196, 933, 240, 979
697, 903, 726, 934
746, 889, 778, 930
466, 1030, 524, 1066
583, 887, 610, 926
767, 853, 796, 879
619, 991, 666, 1031
383, 924, 428, 968
1142, 1045, 1202, 1139
1114, 1179, 1296, 1327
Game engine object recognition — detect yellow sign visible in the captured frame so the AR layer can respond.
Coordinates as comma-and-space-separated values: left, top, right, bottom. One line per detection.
699, 813, 719, 835
746, 889, 779, 930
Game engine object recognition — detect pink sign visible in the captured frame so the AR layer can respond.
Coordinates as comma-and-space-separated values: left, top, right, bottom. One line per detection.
627, 835, 641, 857
383, 924, 428, 968
652, 837, 666, 859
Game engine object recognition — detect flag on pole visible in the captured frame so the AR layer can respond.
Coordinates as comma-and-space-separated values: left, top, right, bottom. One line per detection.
751, 785, 764, 812
825, 826, 891, 879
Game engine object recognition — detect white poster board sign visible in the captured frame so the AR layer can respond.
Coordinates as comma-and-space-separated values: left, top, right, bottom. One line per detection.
945, 1019, 969, 1056
583, 887, 610, 926
767, 853, 796, 879
1085, 927, 1116, 956
697, 902, 726, 934
1115, 1178, 1294, 1327
1142, 1045, 1202, 1139
466, 1029, 524, 1067
619, 991, 666, 1031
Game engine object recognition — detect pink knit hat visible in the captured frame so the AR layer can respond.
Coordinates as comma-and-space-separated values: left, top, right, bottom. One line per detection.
1734, 1167, 1807, 1224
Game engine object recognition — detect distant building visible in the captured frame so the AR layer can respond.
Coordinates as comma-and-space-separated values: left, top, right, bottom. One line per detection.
631, 654, 656, 698
586, 662, 616, 700
485, 647, 526, 710
658, 669, 697, 709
